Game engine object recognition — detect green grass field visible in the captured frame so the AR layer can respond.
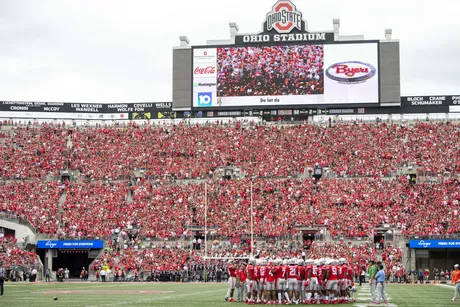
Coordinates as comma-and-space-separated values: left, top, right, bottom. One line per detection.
1, 281, 458, 307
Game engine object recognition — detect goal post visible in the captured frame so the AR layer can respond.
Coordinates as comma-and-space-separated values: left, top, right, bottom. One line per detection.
203, 180, 255, 259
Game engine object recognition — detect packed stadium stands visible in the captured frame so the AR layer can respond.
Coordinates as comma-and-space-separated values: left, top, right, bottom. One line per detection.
0, 121, 459, 277
0, 236, 39, 273
1, 122, 459, 180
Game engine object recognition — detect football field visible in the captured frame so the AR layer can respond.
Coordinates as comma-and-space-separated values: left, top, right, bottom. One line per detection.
1, 282, 457, 307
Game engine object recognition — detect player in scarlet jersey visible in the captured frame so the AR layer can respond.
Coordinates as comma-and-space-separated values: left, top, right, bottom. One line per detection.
257, 259, 268, 304
252, 259, 262, 304
246, 258, 256, 305
286, 258, 299, 303
319, 259, 328, 303
296, 259, 306, 304
237, 262, 248, 303
305, 259, 320, 304
225, 260, 237, 302
276, 259, 290, 305
337, 258, 347, 303
346, 260, 355, 303
325, 259, 339, 304
266, 260, 277, 304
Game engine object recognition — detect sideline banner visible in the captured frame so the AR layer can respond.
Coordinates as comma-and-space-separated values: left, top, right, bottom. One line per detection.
409, 240, 460, 249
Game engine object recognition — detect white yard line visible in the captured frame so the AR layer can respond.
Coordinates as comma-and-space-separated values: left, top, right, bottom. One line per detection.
353, 284, 396, 307
438, 284, 456, 289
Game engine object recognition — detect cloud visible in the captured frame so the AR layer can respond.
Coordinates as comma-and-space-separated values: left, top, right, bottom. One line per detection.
0, 0, 459, 102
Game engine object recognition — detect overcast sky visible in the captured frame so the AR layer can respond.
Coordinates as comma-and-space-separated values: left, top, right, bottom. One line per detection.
0, 0, 459, 103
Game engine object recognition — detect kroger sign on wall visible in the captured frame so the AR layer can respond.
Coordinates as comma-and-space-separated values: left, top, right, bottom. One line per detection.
192, 42, 379, 108
409, 240, 460, 249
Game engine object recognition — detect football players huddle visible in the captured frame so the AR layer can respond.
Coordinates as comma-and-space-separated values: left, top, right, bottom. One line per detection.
225, 257, 357, 305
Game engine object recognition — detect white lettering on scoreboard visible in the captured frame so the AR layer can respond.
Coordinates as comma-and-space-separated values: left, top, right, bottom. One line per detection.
407, 96, 445, 106
242, 33, 327, 43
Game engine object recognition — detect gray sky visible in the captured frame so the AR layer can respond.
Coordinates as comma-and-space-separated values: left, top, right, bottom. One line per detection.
0, 0, 459, 103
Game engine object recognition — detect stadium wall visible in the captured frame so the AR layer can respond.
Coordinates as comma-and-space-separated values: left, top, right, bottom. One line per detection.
0, 219, 36, 242
172, 47, 192, 109
379, 41, 401, 105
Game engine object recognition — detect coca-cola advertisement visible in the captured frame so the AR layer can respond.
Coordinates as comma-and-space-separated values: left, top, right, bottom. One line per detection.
194, 66, 216, 75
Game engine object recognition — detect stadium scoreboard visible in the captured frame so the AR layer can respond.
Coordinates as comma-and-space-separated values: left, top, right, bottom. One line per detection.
185, 0, 402, 111
192, 42, 380, 108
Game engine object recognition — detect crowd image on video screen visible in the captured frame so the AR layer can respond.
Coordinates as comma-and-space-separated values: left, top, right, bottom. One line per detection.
216, 45, 324, 97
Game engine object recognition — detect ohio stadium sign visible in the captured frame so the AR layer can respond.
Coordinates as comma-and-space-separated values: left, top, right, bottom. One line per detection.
235, 0, 334, 44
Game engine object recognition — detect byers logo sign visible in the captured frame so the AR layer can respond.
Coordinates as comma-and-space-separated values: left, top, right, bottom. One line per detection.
266, 0, 302, 33
326, 61, 377, 84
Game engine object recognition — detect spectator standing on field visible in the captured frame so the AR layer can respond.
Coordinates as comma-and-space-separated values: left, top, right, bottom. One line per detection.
418, 268, 424, 284
368, 261, 377, 304
360, 266, 366, 286
31, 268, 37, 282
452, 264, 460, 302
64, 268, 69, 281
424, 268, 430, 282
375, 264, 389, 304
100, 268, 106, 282
0, 262, 5, 296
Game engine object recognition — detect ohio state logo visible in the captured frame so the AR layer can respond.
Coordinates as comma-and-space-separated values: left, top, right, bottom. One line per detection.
266, 0, 302, 34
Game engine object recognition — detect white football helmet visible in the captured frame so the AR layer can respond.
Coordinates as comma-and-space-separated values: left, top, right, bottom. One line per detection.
249, 257, 256, 265
282, 259, 288, 266
297, 259, 305, 266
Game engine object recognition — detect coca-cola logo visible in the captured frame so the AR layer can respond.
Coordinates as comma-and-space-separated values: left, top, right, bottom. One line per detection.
266, 0, 302, 34
194, 66, 216, 75
326, 61, 376, 83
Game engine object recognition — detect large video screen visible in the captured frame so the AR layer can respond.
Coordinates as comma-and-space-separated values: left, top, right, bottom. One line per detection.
192, 42, 379, 108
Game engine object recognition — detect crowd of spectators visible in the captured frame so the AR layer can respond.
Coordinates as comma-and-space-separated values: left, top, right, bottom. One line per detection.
0, 176, 458, 241
0, 122, 459, 180
313, 176, 460, 237
128, 176, 460, 239
0, 181, 62, 235
216, 45, 324, 96
0, 125, 68, 179
60, 181, 129, 239
0, 237, 39, 270
85, 237, 403, 282
0, 121, 459, 275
